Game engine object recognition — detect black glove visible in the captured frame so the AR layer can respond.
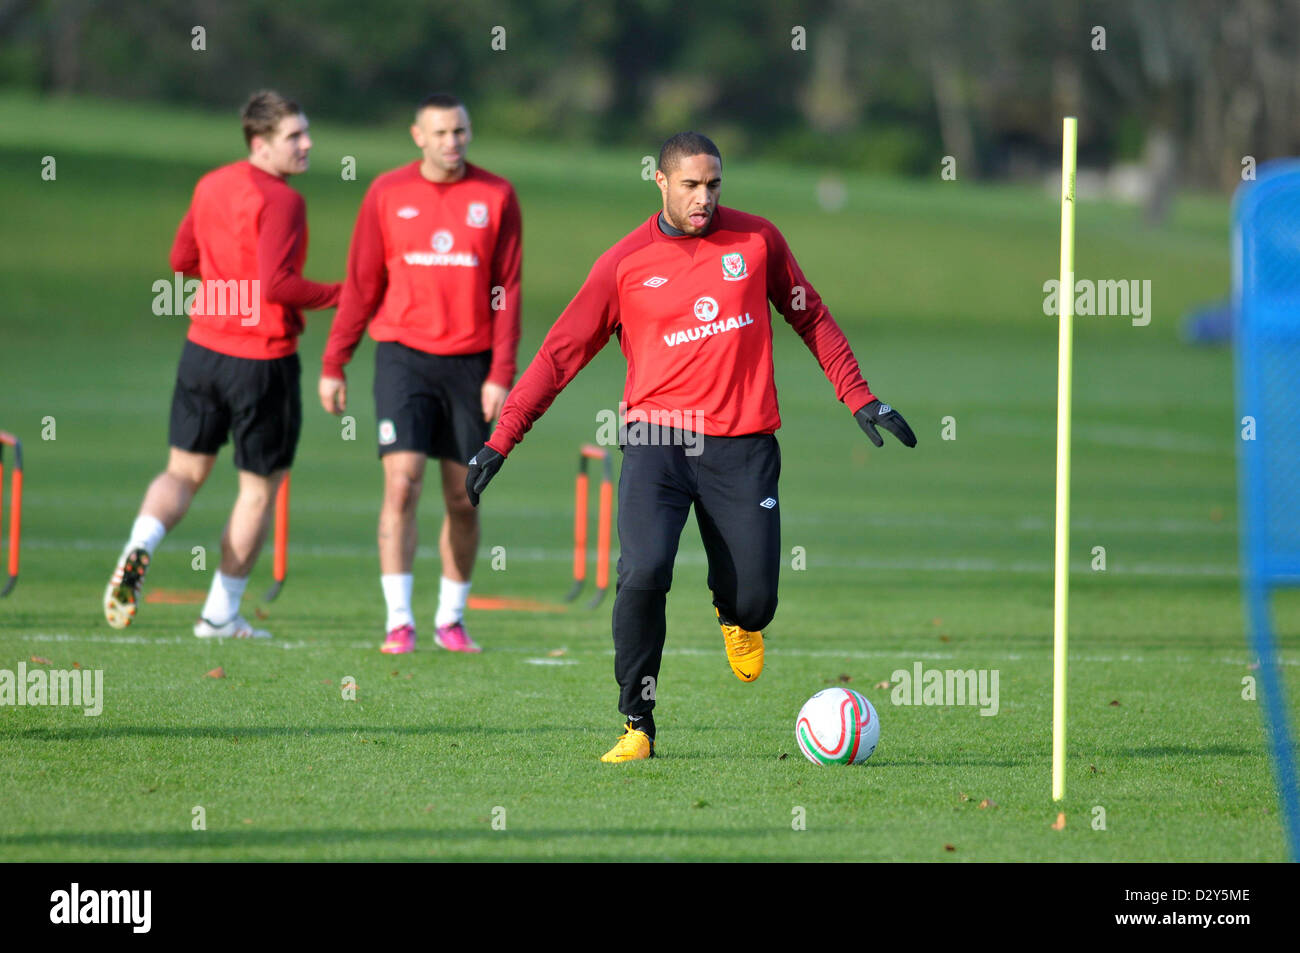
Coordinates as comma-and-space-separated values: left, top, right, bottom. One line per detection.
854, 399, 917, 448
465, 445, 505, 506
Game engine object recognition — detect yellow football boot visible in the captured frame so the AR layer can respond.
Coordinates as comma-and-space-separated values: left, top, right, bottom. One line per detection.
600, 723, 655, 762
718, 608, 764, 682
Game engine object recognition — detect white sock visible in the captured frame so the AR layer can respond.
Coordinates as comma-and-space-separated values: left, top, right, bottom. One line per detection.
382, 573, 414, 631
435, 576, 471, 628
126, 515, 166, 557
201, 571, 248, 625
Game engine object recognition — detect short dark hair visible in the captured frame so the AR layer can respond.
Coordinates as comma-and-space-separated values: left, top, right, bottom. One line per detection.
241, 90, 302, 148
658, 132, 721, 175
416, 93, 465, 120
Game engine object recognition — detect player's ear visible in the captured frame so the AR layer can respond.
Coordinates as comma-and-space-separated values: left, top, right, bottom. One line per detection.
409, 124, 422, 148
654, 169, 668, 194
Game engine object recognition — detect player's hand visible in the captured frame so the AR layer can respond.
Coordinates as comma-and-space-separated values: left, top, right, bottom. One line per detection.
318, 375, 347, 415
481, 381, 508, 422
855, 399, 917, 448
466, 445, 505, 507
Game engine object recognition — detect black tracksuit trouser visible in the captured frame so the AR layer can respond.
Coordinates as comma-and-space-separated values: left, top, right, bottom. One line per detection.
612, 427, 781, 716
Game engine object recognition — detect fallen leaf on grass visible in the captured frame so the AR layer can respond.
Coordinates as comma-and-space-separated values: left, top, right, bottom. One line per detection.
241, 818, 253, 825
320, 679, 333, 685
1108, 700, 1121, 706
30, 656, 51, 665
1051, 812, 1066, 830
837, 673, 852, 683
205, 667, 225, 679
958, 792, 969, 802
547, 648, 567, 657
939, 634, 951, 643
944, 844, 956, 852
978, 799, 997, 809
254, 607, 269, 620
71, 661, 81, 669
874, 680, 892, 690
779, 752, 788, 760
931, 618, 943, 627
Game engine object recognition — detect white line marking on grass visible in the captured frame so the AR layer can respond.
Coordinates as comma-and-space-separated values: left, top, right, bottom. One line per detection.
523, 658, 578, 666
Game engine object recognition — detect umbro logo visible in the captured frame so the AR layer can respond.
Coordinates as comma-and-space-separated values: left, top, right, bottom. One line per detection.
644, 276, 668, 288
878, 404, 892, 414
396, 206, 419, 219
759, 497, 777, 509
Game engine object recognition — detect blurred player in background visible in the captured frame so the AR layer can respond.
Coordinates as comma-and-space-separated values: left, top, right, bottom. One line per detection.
319, 94, 522, 655
104, 90, 342, 638
467, 132, 915, 761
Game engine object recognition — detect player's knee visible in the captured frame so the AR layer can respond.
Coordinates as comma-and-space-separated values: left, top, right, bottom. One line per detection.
618, 561, 674, 591
384, 472, 423, 511
445, 490, 476, 522
166, 459, 210, 492
236, 483, 273, 511
733, 591, 777, 632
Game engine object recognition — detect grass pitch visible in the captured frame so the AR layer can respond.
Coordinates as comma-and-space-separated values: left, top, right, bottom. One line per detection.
0, 93, 1295, 861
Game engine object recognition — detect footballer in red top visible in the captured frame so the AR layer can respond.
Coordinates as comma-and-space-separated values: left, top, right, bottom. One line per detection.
104, 91, 342, 640
467, 132, 916, 762
319, 94, 523, 656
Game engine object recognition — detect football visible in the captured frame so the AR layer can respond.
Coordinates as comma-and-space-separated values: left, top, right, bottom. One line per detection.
795, 688, 880, 765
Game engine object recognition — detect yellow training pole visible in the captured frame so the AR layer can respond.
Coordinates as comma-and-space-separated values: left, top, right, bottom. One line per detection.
1053, 117, 1077, 803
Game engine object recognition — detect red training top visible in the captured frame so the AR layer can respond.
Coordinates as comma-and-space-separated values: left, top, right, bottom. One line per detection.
170, 159, 341, 359
321, 161, 523, 388
488, 207, 875, 456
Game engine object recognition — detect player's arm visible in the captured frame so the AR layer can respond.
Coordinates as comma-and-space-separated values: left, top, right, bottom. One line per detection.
466, 251, 621, 505
169, 207, 200, 276
319, 183, 388, 414
257, 189, 343, 310
481, 186, 523, 422
764, 222, 916, 448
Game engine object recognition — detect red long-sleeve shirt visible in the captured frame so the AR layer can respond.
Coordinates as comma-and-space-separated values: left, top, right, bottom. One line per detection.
321, 161, 523, 388
170, 160, 341, 359
488, 207, 875, 457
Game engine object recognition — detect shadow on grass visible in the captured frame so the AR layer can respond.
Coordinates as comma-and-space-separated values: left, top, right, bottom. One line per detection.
0, 826, 803, 853
1115, 744, 1270, 758
868, 757, 1028, 767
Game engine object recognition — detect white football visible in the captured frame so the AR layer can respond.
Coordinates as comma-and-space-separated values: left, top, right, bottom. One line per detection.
795, 687, 879, 765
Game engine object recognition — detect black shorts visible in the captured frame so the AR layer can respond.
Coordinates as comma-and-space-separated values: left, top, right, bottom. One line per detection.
168, 340, 302, 476
373, 342, 491, 462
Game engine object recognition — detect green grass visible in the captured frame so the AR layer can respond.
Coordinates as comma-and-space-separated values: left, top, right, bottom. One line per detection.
0, 94, 1294, 861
